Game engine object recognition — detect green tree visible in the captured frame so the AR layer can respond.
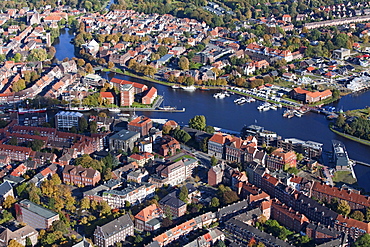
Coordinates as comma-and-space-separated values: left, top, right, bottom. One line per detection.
337, 200, 351, 217
189, 115, 206, 131
353, 234, 370, 247
52, 220, 69, 234
13, 79, 26, 92
28, 139, 44, 151
134, 234, 143, 244
25, 236, 32, 247
51, 174, 61, 185
157, 46, 168, 57
204, 125, 215, 134
27, 49, 48, 61
173, 129, 191, 143
99, 201, 111, 216
9, 137, 18, 146
89, 120, 98, 133
79, 117, 88, 133
366, 207, 370, 221
178, 57, 189, 70
336, 114, 346, 128
211, 155, 218, 166
179, 185, 188, 203
350, 210, 365, 221
13, 53, 22, 62
210, 197, 220, 207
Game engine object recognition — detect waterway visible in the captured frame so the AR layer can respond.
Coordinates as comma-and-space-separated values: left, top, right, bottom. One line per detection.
54, 30, 370, 190
53, 28, 76, 61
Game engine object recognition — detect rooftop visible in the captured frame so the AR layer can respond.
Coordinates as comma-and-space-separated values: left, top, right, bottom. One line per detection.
19, 199, 58, 219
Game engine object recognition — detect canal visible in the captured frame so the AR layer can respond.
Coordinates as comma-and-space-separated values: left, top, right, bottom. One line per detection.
55, 29, 370, 190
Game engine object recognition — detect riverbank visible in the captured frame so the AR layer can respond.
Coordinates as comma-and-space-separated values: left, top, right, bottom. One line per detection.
330, 126, 370, 147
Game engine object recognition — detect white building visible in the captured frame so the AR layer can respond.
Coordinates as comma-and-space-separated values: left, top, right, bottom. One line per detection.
55, 111, 83, 130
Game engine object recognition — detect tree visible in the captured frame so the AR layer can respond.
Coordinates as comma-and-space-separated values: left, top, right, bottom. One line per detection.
8, 240, 24, 247
79, 117, 88, 133
13, 79, 26, 92
336, 114, 346, 128
366, 207, 370, 221
98, 112, 107, 118
107, 61, 115, 69
89, 120, 98, 134
157, 46, 168, 57
178, 57, 189, 70
9, 137, 18, 146
103, 168, 112, 181
99, 201, 111, 216
210, 197, 220, 207
161, 217, 173, 228
353, 234, 370, 247
52, 220, 69, 234
77, 59, 85, 67
85, 63, 94, 74
25, 236, 32, 247
337, 200, 351, 217
3, 195, 16, 209
13, 53, 22, 62
80, 197, 90, 210
215, 240, 226, 247
134, 235, 143, 244
211, 156, 218, 166
179, 185, 188, 203
350, 210, 365, 221
189, 115, 206, 131
28, 139, 44, 151
204, 125, 215, 134
27, 49, 48, 62
51, 174, 61, 185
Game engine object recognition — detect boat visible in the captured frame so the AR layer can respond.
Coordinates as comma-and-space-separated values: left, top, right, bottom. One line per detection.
270, 105, 278, 110
108, 108, 121, 112
295, 112, 302, 117
171, 84, 181, 89
117, 113, 130, 117
18, 108, 47, 114
199, 86, 210, 91
158, 106, 176, 111
257, 102, 271, 111
65, 106, 92, 112
213, 92, 226, 99
246, 97, 256, 103
181, 85, 196, 91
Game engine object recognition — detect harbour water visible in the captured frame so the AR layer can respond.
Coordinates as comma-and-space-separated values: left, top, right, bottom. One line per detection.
53, 28, 76, 61
56, 29, 370, 190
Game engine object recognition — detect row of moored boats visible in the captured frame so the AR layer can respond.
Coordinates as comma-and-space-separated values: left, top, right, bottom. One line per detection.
257, 102, 282, 111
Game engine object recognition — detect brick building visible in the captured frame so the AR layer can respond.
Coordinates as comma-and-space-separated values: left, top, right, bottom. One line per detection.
290, 88, 332, 104
135, 204, 163, 231
159, 135, 180, 156
142, 87, 157, 105
100, 91, 115, 105
15, 199, 60, 229
62, 165, 101, 186
265, 148, 297, 171
208, 133, 232, 159
271, 199, 309, 232
94, 214, 134, 247
128, 116, 153, 137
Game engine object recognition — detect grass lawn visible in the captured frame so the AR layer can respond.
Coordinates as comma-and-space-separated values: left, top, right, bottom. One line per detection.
173, 154, 195, 162
332, 171, 357, 185
346, 107, 370, 118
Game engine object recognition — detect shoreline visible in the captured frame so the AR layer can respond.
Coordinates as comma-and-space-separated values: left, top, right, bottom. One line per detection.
329, 126, 370, 147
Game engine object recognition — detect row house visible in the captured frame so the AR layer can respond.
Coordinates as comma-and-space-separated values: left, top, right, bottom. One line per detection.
208, 162, 238, 186
309, 182, 370, 211
270, 199, 309, 233
0, 144, 34, 162
127, 152, 154, 167
62, 165, 101, 187
245, 42, 293, 62
225, 136, 257, 163
141, 87, 157, 105
102, 182, 156, 208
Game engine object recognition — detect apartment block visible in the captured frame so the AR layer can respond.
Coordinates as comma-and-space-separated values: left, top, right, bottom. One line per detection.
15, 199, 59, 229
62, 165, 101, 187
